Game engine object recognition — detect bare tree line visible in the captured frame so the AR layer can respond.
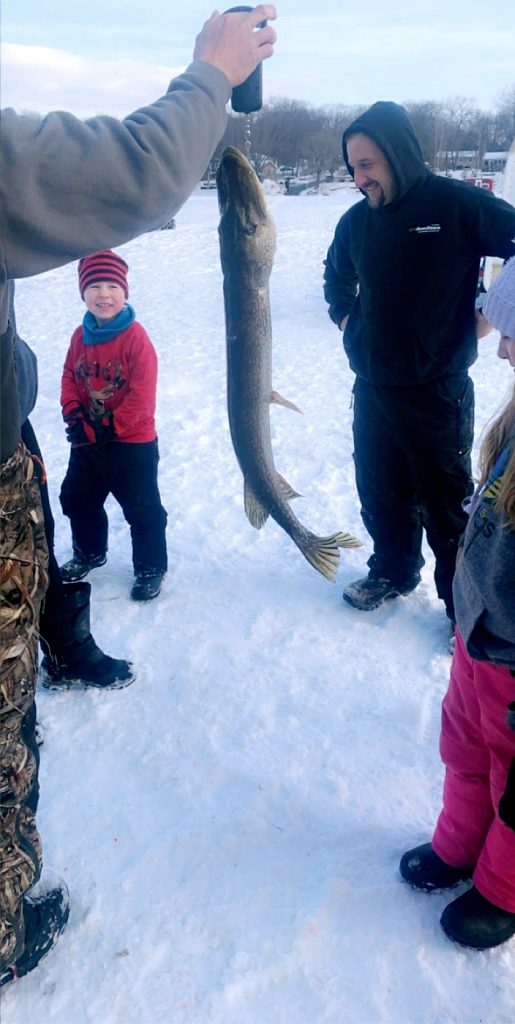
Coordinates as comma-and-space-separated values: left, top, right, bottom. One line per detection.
209, 85, 515, 182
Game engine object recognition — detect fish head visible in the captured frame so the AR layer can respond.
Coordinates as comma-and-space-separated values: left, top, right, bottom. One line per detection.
216, 146, 276, 285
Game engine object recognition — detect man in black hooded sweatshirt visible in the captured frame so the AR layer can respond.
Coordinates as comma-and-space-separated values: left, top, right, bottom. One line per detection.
324, 101, 515, 631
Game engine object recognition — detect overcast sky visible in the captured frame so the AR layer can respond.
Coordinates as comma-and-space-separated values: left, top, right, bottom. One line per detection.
2, 0, 514, 119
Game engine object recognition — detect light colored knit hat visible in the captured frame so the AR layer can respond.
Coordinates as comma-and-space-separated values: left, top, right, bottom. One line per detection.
483, 257, 515, 338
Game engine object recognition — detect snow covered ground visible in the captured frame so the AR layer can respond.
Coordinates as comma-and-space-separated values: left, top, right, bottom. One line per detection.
3, 184, 515, 1024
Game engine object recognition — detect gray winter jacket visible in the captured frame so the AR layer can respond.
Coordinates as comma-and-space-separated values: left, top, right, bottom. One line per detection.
7, 282, 38, 424
453, 443, 515, 668
0, 60, 231, 460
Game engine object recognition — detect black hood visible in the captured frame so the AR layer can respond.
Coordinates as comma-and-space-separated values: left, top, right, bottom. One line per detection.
342, 101, 430, 203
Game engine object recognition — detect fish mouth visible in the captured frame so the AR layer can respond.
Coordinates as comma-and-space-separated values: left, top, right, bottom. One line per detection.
216, 146, 268, 229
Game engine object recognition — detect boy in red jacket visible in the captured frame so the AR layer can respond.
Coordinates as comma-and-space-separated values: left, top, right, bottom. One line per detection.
60, 249, 167, 601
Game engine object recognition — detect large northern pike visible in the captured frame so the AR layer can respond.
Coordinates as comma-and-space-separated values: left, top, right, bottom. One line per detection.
216, 146, 361, 581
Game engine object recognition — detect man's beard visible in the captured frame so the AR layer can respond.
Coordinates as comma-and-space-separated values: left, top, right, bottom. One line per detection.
362, 183, 385, 208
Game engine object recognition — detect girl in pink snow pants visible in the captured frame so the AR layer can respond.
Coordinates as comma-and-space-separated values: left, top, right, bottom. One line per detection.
400, 256, 515, 949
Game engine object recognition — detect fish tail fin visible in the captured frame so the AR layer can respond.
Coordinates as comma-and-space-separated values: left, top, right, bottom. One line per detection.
334, 531, 363, 551
300, 531, 362, 582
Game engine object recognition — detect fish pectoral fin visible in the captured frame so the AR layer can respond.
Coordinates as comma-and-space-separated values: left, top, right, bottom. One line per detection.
277, 474, 301, 502
244, 479, 270, 529
270, 390, 302, 414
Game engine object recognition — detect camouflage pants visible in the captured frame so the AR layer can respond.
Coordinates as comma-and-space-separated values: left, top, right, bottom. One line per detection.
0, 442, 48, 972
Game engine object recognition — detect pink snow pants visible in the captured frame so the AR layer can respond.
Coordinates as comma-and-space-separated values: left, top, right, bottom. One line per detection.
432, 628, 515, 911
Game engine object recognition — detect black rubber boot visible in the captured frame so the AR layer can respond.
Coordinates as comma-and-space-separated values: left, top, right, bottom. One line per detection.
0, 878, 69, 988
399, 842, 473, 892
131, 572, 164, 602
60, 549, 106, 582
40, 582, 135, 690
343, 572, 421, 611
441, 886, 515, 949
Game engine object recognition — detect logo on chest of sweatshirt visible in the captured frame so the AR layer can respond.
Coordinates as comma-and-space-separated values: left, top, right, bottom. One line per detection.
408, 224, 442, 234
472, 472, 504, 538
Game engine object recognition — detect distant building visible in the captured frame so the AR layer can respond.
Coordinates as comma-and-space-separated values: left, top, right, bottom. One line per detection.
437, 150, 478, 171
436, 150, 509, 174
482, 152, 509, 172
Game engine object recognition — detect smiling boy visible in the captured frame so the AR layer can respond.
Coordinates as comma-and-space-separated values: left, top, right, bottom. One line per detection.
59, 249, 168, 601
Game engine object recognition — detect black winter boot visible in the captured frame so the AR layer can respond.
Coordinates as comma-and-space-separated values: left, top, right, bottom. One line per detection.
399, 842, 473, 892
441, 886, 515, 949
40, 582, 135, 690
0, 877, 69, 988
130, 572, 164, 602
343, 572, 421, 611
60, 549, 106, 582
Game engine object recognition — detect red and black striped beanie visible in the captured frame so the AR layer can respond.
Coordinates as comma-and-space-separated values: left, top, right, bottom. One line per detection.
78, 250, 129, 298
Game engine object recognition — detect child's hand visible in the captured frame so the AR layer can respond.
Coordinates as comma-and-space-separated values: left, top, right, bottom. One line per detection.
90, 413, 116, 444
65, 417, 89, 446
63, 405, 90, 445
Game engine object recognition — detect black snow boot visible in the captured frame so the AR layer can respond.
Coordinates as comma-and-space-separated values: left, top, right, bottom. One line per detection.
40, 581, 135, 690
60, 549, 106, 582
130, 572, 164, 602
399, 842, 473, 892
441, 886, 515, 949
343, 572, 421, 611
0, 878, 69, 988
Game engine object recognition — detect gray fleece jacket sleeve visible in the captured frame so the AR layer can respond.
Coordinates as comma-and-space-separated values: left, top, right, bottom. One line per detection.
0, 60, 230, 459
0, 61, 230, 286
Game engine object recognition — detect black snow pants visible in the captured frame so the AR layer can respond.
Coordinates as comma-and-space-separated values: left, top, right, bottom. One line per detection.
352, 373, 474, 620
60, 439, 168, 576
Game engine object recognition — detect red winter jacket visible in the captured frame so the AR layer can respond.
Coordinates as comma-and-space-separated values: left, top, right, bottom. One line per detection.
61, 321, 158, 444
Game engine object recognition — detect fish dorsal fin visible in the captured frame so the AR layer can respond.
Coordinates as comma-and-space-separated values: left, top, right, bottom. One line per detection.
270, 390, 302, 414
277, 474, 301, 502
244, 479, 269, 529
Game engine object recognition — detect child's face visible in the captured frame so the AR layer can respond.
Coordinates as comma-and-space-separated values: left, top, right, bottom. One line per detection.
84, 280, 126, 321
498, 334, 515, 368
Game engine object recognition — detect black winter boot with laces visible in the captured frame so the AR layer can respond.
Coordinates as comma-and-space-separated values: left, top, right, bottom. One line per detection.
130, 572, 164, 602
343, 572, 421, 611
60, 549, 106, 582
40, 581, 134, 690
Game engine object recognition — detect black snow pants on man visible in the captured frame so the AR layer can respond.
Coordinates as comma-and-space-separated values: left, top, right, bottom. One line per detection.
352, 373, 474, 621
60, 440, 168, 576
